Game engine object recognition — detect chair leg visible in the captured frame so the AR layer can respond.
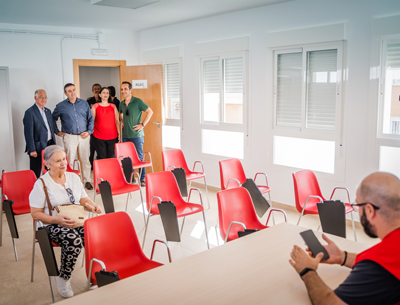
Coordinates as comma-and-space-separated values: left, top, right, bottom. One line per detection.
296, 213, 303, 226
138, 188, 147, 226
215, 218, 220, 246
203, 176, 211, 209
180, 217, 186, 235
49, 276, 55, 303
142, 213, 151, 248
150, 165, 154, 173
268, 192, 275, 225
12, 237, 18, 261
125, 193, 130, 212
317, 224, 321, 231
350, 210, 357, 241
201, 211, 210, 249
31, 230, 36, 282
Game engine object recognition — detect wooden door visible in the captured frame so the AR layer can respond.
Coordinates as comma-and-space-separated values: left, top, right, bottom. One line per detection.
120, 65, 163, 172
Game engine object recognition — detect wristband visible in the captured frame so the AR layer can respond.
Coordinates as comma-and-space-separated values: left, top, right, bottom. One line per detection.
141, 122, 145, 127
299, 267, 315, 278
341, 251, 348, 266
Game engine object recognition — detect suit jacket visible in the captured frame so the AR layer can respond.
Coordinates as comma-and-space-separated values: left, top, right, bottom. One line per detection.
23, 104, 56, 155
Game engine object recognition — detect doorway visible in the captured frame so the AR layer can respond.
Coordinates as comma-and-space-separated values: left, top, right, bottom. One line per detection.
79, 66, 120, 101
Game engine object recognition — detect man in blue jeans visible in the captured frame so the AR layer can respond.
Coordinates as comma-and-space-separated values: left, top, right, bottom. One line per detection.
119, 81, 153, 186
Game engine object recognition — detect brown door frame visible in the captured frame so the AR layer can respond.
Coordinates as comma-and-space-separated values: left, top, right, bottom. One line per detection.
73, 59, 127, 97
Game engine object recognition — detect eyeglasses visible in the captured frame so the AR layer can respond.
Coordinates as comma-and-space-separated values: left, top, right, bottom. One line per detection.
66, 188, 76, 204
350, 202, 380, 211
125, 107, 129, 116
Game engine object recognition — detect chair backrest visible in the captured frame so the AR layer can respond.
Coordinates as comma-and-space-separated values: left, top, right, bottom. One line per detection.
93, 158, 127, 193
292, 170, 324, 213
41, 149, 75, 174
219, 158, 247, 191
162, 149, 190, 172
2, 170, 37, 215
115, 142, 140, 165
217, 187, 260, 242
145, 171, 184, 214
84, 212, 147, 284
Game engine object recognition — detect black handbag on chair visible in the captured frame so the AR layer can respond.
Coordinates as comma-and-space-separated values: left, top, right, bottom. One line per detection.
95, 270, 120, 287
241, 178, 270, 218
317, 200, 346, 238
171, 168, 188, 197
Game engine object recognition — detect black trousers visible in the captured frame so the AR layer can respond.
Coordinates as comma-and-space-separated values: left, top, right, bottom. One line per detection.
93, 136, 118, 160
30, 140, 53, 178
89, 135, 95, 168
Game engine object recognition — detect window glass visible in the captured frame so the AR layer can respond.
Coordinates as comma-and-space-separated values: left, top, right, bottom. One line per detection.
223, 57, 243, 123
165, 63, 180, 120
379, 146, 400, 177
273, 136, 335, 173
276, 52, 302, 127
162, 125, 181, 149
203, 59, 220, 122
382, 43, 400, 135
202, 129, 244, 158
306, 49, 337, 130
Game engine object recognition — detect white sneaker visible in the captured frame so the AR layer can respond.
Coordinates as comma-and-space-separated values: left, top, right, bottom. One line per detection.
54, 276, 74, 298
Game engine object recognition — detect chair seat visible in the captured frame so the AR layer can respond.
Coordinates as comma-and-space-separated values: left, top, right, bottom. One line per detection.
226, 223, 268, 242
96, 183, 140, 195
186, 171, 205, 181
257, 185, 271, 194
132, 161, 152, 169
150, 199, 204, 217
302, 201, 354, 215
13, 205, 31, 215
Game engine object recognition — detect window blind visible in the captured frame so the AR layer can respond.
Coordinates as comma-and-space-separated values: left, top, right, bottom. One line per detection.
276, 52, 302, 127
306, 49, 337, 130
166, 63, 180, 99
203, 59, 220, 93
387, 43, 400, 68
223, 57, 243, 94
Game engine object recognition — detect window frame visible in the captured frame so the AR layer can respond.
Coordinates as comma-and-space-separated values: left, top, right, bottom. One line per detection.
271, 41, 345, 178
377, 38, 400, 141
200, 52, 247, 130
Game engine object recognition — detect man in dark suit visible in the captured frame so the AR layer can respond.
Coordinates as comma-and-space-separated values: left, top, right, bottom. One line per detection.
23, 89, 55, 178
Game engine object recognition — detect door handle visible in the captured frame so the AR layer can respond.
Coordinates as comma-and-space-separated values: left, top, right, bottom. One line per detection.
152, 122, 161, 128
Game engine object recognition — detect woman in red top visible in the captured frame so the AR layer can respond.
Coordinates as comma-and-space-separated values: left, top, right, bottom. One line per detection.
91, 87, 121, 159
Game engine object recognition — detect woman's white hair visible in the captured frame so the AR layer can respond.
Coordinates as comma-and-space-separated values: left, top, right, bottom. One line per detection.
43, 145, 65, 163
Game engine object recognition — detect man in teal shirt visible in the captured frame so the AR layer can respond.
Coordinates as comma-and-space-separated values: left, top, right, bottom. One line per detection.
119, 81, 153, 186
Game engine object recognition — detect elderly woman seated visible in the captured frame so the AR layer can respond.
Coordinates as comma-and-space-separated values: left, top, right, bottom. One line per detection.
30, 145, 102, 298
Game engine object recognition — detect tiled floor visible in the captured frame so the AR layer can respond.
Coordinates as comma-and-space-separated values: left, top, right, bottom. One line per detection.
0, 182, 377, 305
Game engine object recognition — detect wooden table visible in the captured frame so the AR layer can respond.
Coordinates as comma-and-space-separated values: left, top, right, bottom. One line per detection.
58, 223, 370, 304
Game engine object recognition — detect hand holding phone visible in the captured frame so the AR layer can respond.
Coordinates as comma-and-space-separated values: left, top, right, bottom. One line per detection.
300, 230, 329, 261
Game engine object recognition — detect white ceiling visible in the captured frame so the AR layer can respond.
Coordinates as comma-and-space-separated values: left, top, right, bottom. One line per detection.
0, 0, 292, 31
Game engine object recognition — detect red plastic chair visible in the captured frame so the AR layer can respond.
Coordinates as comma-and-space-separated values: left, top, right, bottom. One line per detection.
219, 158, 273, 213
217, 187, 287, 243
292, 170, 357, 240
41, 149, 81, 180
1, 170, 37, 261
85, 212, 170, 288
162, 149, 210, 209
143, 171, 210, 249
115, 142, 154, 180
93, 158, 145, 221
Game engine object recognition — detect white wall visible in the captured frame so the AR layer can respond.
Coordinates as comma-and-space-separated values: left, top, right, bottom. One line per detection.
138, 0, 400, 211
0, 23, 139, 171
79, 67, 120, 101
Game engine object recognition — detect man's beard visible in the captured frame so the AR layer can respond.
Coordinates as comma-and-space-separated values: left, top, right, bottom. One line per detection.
360, 210, 378, 238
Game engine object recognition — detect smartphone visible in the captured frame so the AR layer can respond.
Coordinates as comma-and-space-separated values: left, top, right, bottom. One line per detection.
300, 229, 329, 261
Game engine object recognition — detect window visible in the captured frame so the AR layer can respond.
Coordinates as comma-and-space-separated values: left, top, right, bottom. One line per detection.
162, 61, 181, 149
200, 54, 247, 158
273, 43, 343, 175
201, 55, 245, 124
379, 40, 400, 137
